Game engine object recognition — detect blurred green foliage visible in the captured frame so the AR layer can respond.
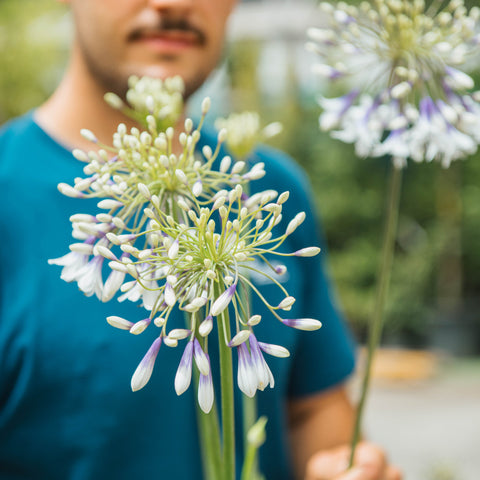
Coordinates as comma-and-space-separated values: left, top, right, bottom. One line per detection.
0, 0, 69, 123
1, 0, 479, 348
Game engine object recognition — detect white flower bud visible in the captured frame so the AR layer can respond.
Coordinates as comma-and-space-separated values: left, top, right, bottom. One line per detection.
175, 169, 188, 184
109, 261, 129, 273
104, 92, 124, 110
107, 316, 133, 330
294, 247, 320, 257
247, 315, 262, 326
154, 317, 166, 327
130, 319, 150, 335
168, 329, 191, 340
286, 211, 306, 235
390, 81, 412, 99
277, 191, 290, 204
228, 330, 251, 347
247, 416, 268, 448
68, 243, 94, 255
72, 149, 89, 162
94, 245, 117, 261
232, 161, 245, 174
97, 199, 124, 210
163, 337, 178, 348
278, 296, 296, 310
58, 183, 85, 198
80, 129, 97, 143
220, 156, 232, 173
282, 318, 322, 331
217, 128, 227, 143
201, 97, 211, 114
138, 183, 151, 199
199, 316, 213, 337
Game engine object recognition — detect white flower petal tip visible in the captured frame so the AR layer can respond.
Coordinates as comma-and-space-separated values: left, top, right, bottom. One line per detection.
193, 339, 210, 376
258, 342, 290, 358
281, 318, 322, 331
130, 337, 162, 392
210, 284, 236, 316
174, 341, 194, 396
198, 354, 214, 413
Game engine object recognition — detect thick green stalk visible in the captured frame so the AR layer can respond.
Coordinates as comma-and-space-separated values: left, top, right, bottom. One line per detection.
349, 163, 403, 468
215, 281, 236, 480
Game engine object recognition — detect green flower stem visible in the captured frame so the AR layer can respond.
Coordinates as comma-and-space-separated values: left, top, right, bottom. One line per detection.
349, 162, 403, 468
240, 440, 258, 480
215, 280, 236, 480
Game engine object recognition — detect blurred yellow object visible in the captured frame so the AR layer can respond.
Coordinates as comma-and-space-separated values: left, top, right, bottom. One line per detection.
361, 347, 439, 382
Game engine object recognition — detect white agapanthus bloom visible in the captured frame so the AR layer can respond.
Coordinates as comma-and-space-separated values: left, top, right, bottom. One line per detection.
307, 0, 480, 167
50, 76, 322, 416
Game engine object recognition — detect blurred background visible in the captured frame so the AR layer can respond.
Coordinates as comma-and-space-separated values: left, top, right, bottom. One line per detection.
1, 0, 479, 479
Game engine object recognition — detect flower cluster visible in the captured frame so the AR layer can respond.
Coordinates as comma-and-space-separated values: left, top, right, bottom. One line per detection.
104, 75, 185, 132
50, 76, 322, 413
215, 111, 282, 159
307, 0, 480, 167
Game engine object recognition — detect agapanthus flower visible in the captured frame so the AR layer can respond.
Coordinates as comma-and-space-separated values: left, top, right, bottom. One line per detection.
51, 76, 323, 418
102, 182, 321, 402
307, 0, 480, 167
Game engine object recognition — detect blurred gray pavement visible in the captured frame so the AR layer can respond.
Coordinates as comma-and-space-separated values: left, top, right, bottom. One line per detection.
362, 356, 480, 480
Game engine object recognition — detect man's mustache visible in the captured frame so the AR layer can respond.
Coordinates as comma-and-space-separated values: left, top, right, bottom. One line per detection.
128, 18, 207, 45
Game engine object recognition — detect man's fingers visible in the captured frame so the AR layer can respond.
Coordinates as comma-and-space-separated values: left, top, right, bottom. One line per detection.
385, 465, 403, 480
305, 445, 350, 479
305, 442, 402, 480
353, 442, 387, 479
332, 467, 374, 480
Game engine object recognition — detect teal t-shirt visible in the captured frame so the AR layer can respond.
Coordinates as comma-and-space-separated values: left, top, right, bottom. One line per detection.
0, 112, 355, 480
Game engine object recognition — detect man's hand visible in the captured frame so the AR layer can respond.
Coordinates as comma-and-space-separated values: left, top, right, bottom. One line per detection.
305, 442, 402, 480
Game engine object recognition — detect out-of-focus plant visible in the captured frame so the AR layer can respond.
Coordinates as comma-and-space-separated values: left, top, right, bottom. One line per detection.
307, 0, 480, 467
0, 0, 69, 124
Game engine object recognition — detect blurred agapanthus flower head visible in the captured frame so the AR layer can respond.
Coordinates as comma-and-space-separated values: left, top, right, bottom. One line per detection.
104, 75, 185, 132
307, 0, 480, 167
215, 111, 283, 159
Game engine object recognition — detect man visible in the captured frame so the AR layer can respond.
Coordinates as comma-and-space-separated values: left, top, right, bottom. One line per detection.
0, 0, 401, 479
